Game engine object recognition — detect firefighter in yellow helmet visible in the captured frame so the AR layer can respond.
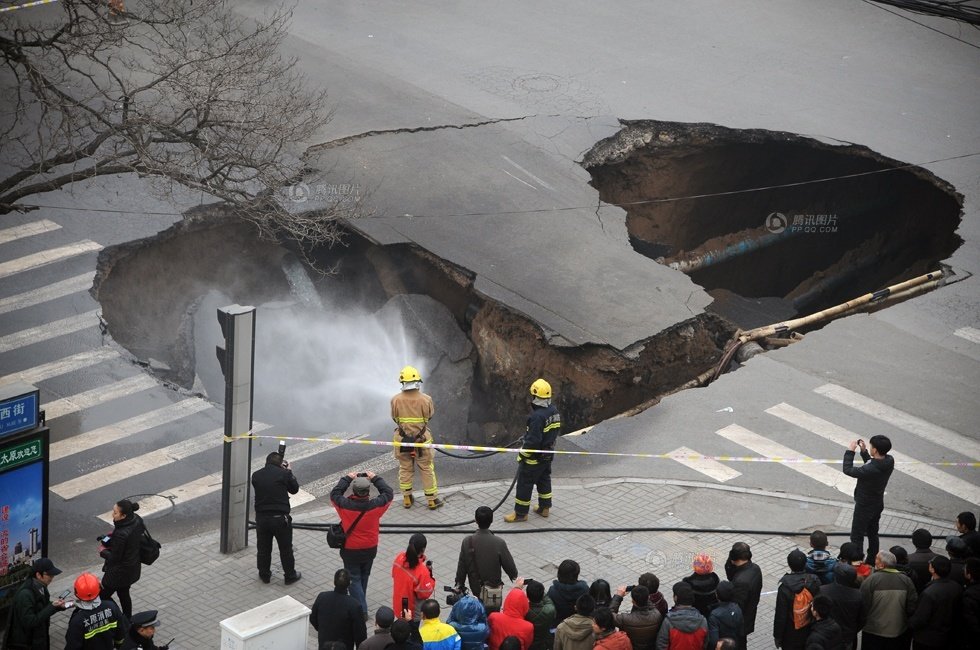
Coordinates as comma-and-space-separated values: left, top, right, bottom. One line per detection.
391, 365, 444, 510
505, 378, 561, 522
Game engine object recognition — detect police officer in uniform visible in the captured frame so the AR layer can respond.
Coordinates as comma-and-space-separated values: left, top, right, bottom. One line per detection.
505, 378, 561, 523
391, 365, 443, 510
251, 451, 302, 584
122, 611, 170, 649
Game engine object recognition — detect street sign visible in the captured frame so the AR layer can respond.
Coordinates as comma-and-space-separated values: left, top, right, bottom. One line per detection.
0, 383, 39, 440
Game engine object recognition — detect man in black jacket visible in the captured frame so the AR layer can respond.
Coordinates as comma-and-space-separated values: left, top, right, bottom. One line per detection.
455, 506, 519, 610
724, 542, 762, 650
773, 550, 821, 650
805, 596, 842, 650
955, 512, 980, 558
907, 529, 941, 594
821, 564, 864, 650
251, 451, 301, 584
6, 558, 68, 650
909, 555, 963, 650
842, 435, 895, 564
959, 558, 980, 650
310, 569, 368, 650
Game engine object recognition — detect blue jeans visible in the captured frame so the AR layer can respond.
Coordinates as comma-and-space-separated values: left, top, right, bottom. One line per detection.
341, 551, 376, 616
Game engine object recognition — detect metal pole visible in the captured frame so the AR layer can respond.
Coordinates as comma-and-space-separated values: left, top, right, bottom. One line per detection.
217, 305, 256, 554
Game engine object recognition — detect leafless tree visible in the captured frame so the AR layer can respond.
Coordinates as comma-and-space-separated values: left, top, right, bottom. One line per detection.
0, 0, 350, 247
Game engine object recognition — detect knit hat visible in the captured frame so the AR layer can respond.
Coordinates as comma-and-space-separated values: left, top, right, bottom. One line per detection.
352, 476, 371, 496
692, 553, 714, 575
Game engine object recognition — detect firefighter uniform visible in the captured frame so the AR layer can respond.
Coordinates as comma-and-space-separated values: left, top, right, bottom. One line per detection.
391, 366, 442, 509
512, 401, 561, 517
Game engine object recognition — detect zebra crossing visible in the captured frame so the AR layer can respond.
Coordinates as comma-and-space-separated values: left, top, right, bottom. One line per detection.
1, 216, 978, 530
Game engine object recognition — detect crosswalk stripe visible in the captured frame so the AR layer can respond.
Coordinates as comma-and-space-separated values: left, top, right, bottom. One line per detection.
814, 383, 980, 460
0, 240, 102, 280
766, 403, 980, 505
668, 445, 741, 482
0, 310, 100, 354
98, 432, 366, 521
51, 423, 272, 500
303, 452, 400, 499
0, 219, 61, 245
49, 398, 213, 461
716, 423, 856, 496
44, 374, 160, 420
0, 273, 93, 315
953, 326, 980, 345
0, 348, 119, 386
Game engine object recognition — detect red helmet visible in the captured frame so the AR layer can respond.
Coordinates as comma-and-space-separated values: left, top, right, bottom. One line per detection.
74, 573, 101, 601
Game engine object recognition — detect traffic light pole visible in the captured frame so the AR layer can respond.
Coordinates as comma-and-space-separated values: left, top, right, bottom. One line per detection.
216, 305, 256, 554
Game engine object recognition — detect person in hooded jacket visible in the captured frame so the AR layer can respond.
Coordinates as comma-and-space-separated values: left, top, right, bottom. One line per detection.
805, 531, 838, 586
99, 499, 145, 620
842, 436, 895, 564
548, 560, 590, 625
554, 594, 596, 650
655, 582, 707, 650
591, 607, 631, 650
393, 533, 436, 620
820, 564, 863, 650
610, 585, 662, 650
448, 593, 490, 650
723, 542, 762, 649
773, 550, 821, 650
487, 587, 534, 650
706, 582, 743, 650
682, 553, 719, 619
524, 580, 556, 650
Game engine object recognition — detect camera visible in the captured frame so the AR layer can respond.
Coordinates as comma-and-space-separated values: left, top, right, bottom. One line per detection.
444, 584, 468, 606
625, 585, 636, 593
357, 472, 369, 477
278, 441, 286, 457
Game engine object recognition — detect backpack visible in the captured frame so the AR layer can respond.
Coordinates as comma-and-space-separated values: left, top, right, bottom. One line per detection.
792, 586, 814, 629
139, 527, 161, 565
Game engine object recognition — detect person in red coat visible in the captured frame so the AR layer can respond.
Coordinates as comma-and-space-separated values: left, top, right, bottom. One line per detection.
488, 586, 534, 650
392, 533, 435, 620
591, 607, 632, 650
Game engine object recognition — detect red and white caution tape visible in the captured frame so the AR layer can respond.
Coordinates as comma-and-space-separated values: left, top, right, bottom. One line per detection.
0, 0, 59, 13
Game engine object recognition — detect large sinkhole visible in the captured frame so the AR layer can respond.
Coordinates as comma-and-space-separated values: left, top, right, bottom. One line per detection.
583, 121, 963, 328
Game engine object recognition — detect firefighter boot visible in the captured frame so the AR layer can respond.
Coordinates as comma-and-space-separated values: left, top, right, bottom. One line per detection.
503, 512, 528, 523
534, 505, 550, 518
403, 494, 414, 509
427, 497, 444, 510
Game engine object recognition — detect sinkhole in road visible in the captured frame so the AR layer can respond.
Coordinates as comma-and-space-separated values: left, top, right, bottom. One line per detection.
93, 215, 733, 444
583, 120, 963, 328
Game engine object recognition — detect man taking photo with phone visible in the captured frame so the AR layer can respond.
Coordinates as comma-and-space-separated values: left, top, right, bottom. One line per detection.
843, 435, 895, 565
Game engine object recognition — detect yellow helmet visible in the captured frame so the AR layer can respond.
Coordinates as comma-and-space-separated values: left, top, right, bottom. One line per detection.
399, 365, 422, 383
530, 378, 552, 399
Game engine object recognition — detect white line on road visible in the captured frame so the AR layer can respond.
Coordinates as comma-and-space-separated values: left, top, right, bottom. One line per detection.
0, 310, 100, 354
44, 374, 159, 420
0, 240, 102, 280
501, 169, 537, 190
814, 383, 980, 460
668, 445, 742, 482
766, 403, 980, 505
716, 423, 856, 496
50, 398, 214, 461
0, 348, 119, 386
501, 155, 556, 191
0, 219, 61, 245
52, 423, 272, 500
0, 273, 94, 315
954, 326, 980, 345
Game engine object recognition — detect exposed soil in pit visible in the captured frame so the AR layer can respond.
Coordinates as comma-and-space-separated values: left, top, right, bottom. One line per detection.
583, 120, 963, 328
93, 214, 734, 443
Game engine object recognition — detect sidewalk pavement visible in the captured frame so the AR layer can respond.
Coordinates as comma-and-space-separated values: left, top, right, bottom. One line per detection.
47, 477, 956, 649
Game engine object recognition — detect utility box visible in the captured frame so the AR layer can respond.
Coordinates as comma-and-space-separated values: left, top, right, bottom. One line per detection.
219, 596, 310, 650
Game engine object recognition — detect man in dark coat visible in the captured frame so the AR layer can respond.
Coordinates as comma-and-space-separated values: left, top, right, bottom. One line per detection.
908, 556, 963, 650
804, 596, 842, 650
251, 451, 301, 585
610, 584, 663, 650
773, 550, 821, 650
454, 506, 519, 611
820, 564, 864, 650
958, 557, 980, 650
6, 558, 68, 650
907, 528, 941, 594
310, 568, 368, 650
121, 610, 170, 649
359, 607, 396, 650
955, 512, 980, 558
724, 542, 762, 649
842, 435, 895, 564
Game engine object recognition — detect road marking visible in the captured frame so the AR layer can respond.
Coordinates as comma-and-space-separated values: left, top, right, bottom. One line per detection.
766, 403, 980, 505
668, 445, 741, 482
0, 310, 100, 354
0, 240, 102, 280
954, 326, 980, 345
44, 374, 159, 420
716, 423, 856, 496
52, 423, 272, 500
50, 398, 213, 461
813, 383, 980, 460
0, 273, 94, 315
303, 452, 399, 498
96, 434, 362, 521
501, 155, 556, 191
502, 169, 537, 190
0, 348, 119, 386
0, 219, 61, 244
